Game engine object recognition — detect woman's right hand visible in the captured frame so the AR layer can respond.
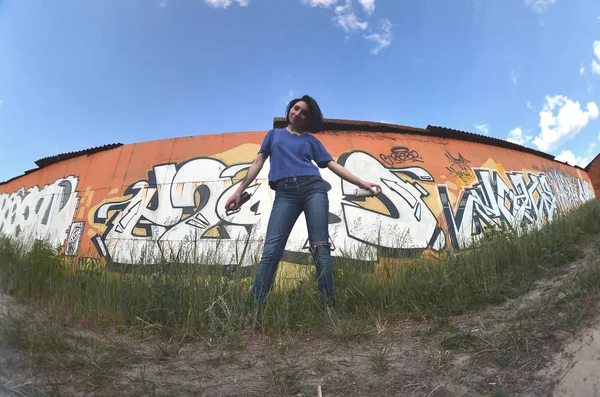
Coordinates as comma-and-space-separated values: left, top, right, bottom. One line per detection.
225, 191, 242, 212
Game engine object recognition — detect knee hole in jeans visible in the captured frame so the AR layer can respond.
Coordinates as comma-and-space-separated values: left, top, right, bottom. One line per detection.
309, 241, 330, 255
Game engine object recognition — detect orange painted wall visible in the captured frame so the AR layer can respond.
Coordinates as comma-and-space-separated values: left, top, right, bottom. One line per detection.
0, 129, 595, 268
586, 155, 600, 198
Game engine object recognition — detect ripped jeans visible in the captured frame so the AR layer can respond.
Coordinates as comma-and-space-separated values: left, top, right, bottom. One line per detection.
253, 175, 335, 306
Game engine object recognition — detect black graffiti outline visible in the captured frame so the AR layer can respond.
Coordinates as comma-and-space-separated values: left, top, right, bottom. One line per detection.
445, 151, 473, 183
65, 221, 85, 256
93, 158, 232, 255
379, 146, 423, 166
438, 168, 559, 250
0, 175, 80, 241
337, 151, 445, 256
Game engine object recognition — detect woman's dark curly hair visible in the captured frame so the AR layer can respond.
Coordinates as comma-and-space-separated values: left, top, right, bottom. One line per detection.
285, 95, 324, 133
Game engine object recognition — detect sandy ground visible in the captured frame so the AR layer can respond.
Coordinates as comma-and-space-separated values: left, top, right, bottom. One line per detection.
1, 292, 598, 396
1, 242, 600, 396
549, 324, 600, 397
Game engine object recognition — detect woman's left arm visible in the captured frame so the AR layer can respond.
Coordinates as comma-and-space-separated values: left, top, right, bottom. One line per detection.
326, 161, 381, 192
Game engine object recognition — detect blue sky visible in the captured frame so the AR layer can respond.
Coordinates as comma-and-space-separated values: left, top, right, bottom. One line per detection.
0, 0, 599, 183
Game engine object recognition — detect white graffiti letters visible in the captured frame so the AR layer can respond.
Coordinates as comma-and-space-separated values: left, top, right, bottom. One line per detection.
438, 169, 594, 250
337, 152, 443, 251
0, 176, 79, 248
92, 153, 445, 265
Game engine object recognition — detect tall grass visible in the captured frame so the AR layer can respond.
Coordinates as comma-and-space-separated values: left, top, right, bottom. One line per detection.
1, 200, 599, 339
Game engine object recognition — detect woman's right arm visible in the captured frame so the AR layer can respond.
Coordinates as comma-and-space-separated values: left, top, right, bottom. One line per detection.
225, 153, 268, 210
236, 153, 267, 193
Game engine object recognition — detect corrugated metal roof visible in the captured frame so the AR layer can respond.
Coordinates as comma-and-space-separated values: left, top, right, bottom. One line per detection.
425, 125, 557, 161
585, 152, 600, 172
0, 143, 124, 186
273, 118, 576, 165
2, 119, 591, 187
34, 143, 123, 168
273, 117, 427, 135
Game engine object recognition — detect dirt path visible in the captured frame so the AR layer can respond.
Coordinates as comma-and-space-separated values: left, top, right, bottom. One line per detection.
0, 291, 38, 396
547, 324, 600, 397
1, 243, 600, 396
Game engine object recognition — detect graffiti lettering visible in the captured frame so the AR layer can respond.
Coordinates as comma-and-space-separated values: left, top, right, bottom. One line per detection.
65, 221, 85, 256
544, 168, 596, 212
2, 147, 594, 267
438, 168, 594, 250
445, 151, 473, 183
336, 152, 444, 253
379, 146, 423, 166
88, 152, 447, 265
0, 176, 79, 248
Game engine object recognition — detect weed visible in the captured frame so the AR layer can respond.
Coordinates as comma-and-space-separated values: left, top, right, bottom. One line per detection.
238, 358, 258, 369
271, 363, 303, 394
441, 331, 481, 350
45, 380, 63, 397
0, 200, 599, 345
0, 309, 71, 366
491, 386, 510, 397
433, 349, 452, 368
204, 351, 237, 368
368, 346, 390, 374
130, 364, 157, 396
314, 357, 333, 375
322, 307, 373, 343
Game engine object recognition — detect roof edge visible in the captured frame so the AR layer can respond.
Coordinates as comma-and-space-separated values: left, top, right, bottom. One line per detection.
273, 117, 427, 134
34, 143, 124, 168
425, 125, 556, 161
585, 152, 600, 172
273, 117, 568, 165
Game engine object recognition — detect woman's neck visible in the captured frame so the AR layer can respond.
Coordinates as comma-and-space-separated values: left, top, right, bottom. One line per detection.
286, 124, 304, 135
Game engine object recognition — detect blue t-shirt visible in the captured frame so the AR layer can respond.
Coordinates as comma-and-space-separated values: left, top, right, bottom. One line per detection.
259, 128, 333, 189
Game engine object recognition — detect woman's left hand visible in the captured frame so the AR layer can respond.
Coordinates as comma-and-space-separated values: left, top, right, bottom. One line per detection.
358, 181, 382, 195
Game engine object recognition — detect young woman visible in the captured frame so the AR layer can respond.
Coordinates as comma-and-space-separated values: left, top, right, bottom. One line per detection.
225, 95, 381, 306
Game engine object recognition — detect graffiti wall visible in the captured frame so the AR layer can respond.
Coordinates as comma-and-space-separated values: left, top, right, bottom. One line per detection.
586, 154, 600, 199
0, 125, 596, 268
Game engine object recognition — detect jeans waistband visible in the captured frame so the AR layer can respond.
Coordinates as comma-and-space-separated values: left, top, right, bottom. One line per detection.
277, 175, 321, 183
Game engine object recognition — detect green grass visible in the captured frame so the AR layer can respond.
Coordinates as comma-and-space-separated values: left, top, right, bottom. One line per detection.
368, 346, 390, 374
0, 200, 599, 343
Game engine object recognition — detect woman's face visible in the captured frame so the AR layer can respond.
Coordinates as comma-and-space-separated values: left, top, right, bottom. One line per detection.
288, 101, 310, 128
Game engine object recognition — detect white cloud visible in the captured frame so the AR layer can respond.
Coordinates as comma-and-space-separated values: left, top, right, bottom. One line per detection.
300, 0, 392, 54
507, 128, 532, 146
204, 0, 249, 8
555, 140, 600, 168
364, 19, 392, 54
510, 70, 519, 86
532, 95, 599, 152
580, 63, 586, 75
300, 0, 338, 7
592, 41, 600, 76
555, 150, 590, 167
593, 60, 600, 76
333, 0, 368, 32
357, 0, 375, 15
524, 0, 556, 13
475, 124, 489, 135
527, 101, 532, 109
